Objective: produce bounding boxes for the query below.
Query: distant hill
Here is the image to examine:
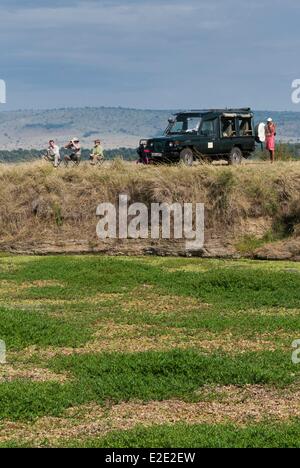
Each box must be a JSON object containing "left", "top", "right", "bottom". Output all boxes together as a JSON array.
[{"left": 0, "top": 107, "right": 300, "bottom": 151}]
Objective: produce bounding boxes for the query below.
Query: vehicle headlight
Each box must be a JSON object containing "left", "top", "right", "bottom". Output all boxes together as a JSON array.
[{"left": 169, "top": 142, "right": 174, "bottom": 148}]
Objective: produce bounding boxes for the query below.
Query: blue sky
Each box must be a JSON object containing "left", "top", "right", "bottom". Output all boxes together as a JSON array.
[{"left": 1, "top": 0, "right": 300, "bottom": 111}]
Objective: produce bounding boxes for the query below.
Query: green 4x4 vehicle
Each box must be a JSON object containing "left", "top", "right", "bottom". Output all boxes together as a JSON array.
[{"left": 137, "top": 108, "right": 257, "bottom": 165}]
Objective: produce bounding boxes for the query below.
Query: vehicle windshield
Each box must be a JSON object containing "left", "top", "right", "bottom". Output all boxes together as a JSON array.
[{"left": 166, "top": 117, "right": 202, "bottom": 135}]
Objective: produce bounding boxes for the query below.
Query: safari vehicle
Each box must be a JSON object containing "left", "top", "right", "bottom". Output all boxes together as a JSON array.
[{"left": 137, "top": 108, "right": 256, "bottom": 165}]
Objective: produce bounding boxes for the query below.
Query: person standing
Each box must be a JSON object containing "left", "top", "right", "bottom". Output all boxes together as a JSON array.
[{"left": 265, "top": 118, "right": 276, "bottom": 163}]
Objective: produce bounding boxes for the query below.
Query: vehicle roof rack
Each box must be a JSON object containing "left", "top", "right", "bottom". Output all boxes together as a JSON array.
[{"left": 177, "top": 108, "right": 251, "bottom": 113}]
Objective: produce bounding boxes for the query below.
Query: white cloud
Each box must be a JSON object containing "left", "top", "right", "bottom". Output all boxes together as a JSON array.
[{"left": 0, "top": 1, "right": 222, "bottom": 31}]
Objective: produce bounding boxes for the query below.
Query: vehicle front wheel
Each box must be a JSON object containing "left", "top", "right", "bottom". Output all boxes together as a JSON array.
[
  {"left": 180, "top": 148, "right": 194, "bottom": 166},
  {"left": 228, "top": 147, "right": 243, "bottom": 165}
]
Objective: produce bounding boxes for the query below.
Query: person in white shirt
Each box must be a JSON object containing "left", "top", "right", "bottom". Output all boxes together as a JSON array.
[{"left": 46, "top": 140, "right": 61, "bottom": 168}]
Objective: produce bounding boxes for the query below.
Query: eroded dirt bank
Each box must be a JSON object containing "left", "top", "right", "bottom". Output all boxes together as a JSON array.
[{"left": 0, "top": 161, "right": 300, "bottom": 260}]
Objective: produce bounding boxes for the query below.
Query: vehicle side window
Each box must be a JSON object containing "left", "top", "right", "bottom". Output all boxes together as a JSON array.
[
  {"left": 221, "top": 118, "right": 236, "bottom": 138},
  {"left": 200, "top": 119, "right": 215, "bottom": 137},
  {"left": 239, "top": 118, "right": 253, "bottom": 136},
  {"left": 186, "top": 117, "right": 202, "bottom": 133}
]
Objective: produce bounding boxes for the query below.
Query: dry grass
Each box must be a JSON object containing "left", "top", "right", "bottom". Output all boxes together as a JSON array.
[
  {"left": 0, "top": 384, "right": 299, "bottom": 446},
  {"left": 119, "top": 286, "right": 209, "bottom": 314},
  {"left": 8, "top": 322, "right": 288, "bottom": 363},
  {"left": 0, "top": 280, "right": 63, "bottom": 293},
  {"left": 0, "top": 365, "right": 68, "bottom": 384}
]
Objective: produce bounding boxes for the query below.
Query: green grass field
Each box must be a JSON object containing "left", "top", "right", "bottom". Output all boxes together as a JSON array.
[{"left": 0, "top": 255, "right": 299, "bottom": 448}]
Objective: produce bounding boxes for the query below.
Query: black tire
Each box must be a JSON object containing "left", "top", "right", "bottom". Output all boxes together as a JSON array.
[
  {"left": 180, "top": 148, "right": 194, "bottom": 166},
  {"left": 228, "top": 147, "right": 243, "bottom": 165}
]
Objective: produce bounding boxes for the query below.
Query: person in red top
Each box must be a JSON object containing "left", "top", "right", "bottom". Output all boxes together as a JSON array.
[{"left": 265, "top": 118, "right": 276, "bottom": 163}]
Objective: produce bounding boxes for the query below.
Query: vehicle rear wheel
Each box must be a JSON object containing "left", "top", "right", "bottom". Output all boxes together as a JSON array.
[
  {"left": 180, "top": 148, "right": 194, "bottom": 166},
  {"left": 228, "top": 147, "right": 243, "bottom": 165}
]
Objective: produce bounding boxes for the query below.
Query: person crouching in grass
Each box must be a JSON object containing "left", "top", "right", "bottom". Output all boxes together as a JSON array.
[
  {"left": 265, "top": 118, "right": 277, "bottom": 163},
  {"left": 90, "top": 139, "right": 104, "bottom": 165}
]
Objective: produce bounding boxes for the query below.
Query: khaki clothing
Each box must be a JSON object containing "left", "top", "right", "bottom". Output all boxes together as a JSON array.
[
  {"left": 91, "top": 144, "right": 104, "bottom": 164},
  {"left": 47, "top": 145, "right": 61, "bottom": 167}
]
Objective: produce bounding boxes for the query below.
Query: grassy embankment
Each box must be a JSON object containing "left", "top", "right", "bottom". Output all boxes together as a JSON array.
[{"left": 0, "top": 160, "right": 300, "bottom": 258}]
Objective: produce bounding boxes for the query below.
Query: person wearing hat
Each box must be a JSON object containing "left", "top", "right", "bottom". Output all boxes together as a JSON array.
[
  {"left": 90, "top": 139, "right": 104, "bottom": 166},
  {"left": 64, "top": 138, "right": 81, "bottom": 166},
  {"left": 265, "top": 118, "right": 277, "bottom": 163}
]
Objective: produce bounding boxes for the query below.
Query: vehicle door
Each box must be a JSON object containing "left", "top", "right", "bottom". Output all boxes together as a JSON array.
[
  {"left": 182, "top": 116, "right": 203, "bottom": 150},
  {"left": 197, "top": 118, "right": 219, "bottom": 155}
]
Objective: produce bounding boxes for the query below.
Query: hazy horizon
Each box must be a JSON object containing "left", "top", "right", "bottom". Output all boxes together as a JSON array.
[{"left": 1, "top": 106, "right": 300, "bottom": 114}]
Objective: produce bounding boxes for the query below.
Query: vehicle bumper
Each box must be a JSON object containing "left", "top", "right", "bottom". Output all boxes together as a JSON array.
[{"left": 137, "top": 147, "right": 180, "bottom": 163}]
